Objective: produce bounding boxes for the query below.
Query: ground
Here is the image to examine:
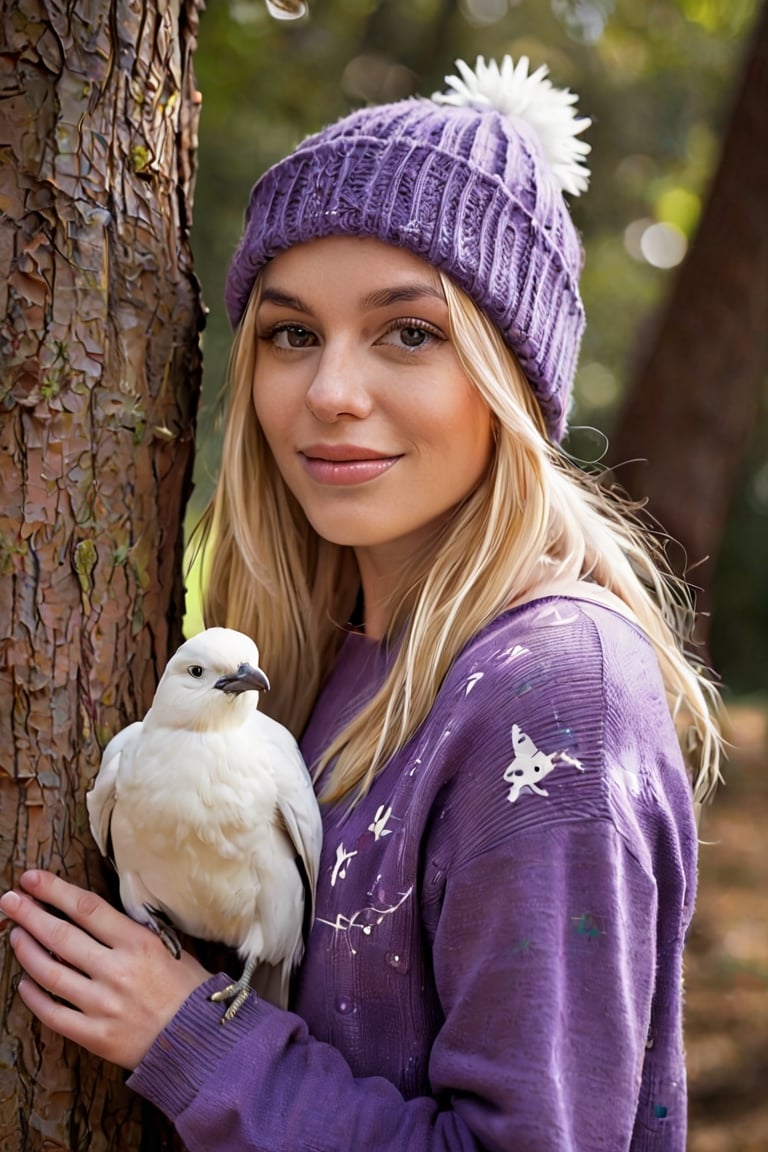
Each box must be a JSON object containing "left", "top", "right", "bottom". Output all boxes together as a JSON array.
[{"left": 686, "top": 700, "right": 768, "bottom": 1151}]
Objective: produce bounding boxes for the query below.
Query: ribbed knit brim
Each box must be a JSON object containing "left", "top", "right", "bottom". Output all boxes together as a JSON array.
[{"left": 226, "top": 98, "right": 585, "bottom": 442}]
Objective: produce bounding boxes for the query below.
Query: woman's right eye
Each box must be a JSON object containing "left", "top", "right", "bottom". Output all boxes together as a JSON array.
[{"left": 269, "top": 324, "right": 317, "bottom": 349}]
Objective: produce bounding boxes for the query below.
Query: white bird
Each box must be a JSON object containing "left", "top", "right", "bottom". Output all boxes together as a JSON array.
[{"left": 86, "top": 627, "right": 322, "bottom": 1021}]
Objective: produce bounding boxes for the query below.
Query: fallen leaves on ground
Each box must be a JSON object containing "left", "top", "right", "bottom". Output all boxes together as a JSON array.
[{"left": 687, "top": 700, "right": 768, "bottom": 1152}]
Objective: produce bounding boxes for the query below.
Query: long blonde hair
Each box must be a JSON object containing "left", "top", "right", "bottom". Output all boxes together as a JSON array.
[{"left": 194, "top": 271, "right": 722, "bottom": 807}]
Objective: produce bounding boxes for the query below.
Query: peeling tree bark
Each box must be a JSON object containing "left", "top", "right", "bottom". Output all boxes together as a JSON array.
[
  {"left": 608, "top": 0, "right": 768, "bottom": 642},
  {"left": 0, "top": 1, "right": 204, "bottom": 1148}
]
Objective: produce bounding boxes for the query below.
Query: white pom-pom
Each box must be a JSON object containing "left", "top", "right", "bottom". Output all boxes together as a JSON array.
[{"left": 433, "top": 56, "right": 591, "bottom": 197}]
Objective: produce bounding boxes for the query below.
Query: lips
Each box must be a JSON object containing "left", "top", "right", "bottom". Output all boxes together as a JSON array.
[
  {"left": 301, "top": 444, "right": 394, "bottom": 462},
  {"left": 299, "top": 444, "right": 402, "bottom": 485}
]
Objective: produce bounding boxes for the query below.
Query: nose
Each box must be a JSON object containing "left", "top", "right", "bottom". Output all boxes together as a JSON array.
[{"left": 304, "top": 341, "right": 373, "bottom": 423}]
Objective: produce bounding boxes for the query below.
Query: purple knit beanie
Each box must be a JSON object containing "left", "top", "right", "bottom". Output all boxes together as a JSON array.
[{"left": 226, "top": 57, "right": 591, "bottom": 442}]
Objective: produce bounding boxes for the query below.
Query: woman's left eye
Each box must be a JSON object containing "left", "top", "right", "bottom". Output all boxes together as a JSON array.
[{"left": 380, "top": 321, "right": 444, "bottom": 351}]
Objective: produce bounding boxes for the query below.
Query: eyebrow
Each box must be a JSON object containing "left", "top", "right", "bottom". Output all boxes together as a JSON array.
[
  {"left": 259, "top": 288, "right": 308, "bottom": 311},
  {"left": 258, "top": 282, "right": 446, "bottom": 314},
  {"left": 359, "top": 283, "right": 446, "bottom": 310}
]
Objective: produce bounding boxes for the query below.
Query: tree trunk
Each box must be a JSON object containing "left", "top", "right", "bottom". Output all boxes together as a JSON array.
[
  {"left": 608, "top": 0, "right": 768, "bottom": 641},
  {"left": 0, "top": 0, "right": 204, "bottom": 1148}
]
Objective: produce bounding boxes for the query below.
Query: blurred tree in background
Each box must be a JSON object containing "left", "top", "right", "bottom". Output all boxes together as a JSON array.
[
  {"left": 188, "top": 0, "right": 766, "bottom": 695},
  {"left": 610, "top": 0, "right": 767, "bottom": 654}
]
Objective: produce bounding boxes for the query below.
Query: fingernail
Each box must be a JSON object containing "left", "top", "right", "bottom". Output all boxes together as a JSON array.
[
  {"left": 0, "top": 891, "right": 20, "bottom": 912},
  {"left": 21, "top": 870, "right": 41, "bottom": 889},
  {"left": 9, "top": 927, "right": 19, "bottom": 947}
]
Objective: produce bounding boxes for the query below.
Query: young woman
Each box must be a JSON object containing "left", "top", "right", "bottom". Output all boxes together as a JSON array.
[{"left": 1, "top": 57, "right": 721, "bottom": 1151}]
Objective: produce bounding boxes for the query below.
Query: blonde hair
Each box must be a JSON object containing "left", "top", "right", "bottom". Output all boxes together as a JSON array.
[{"left": 194, "top": 271, "right": 722, "bottom": 807}]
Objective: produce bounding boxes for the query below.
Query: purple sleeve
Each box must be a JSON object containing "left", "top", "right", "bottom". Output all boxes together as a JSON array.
[{"left": 128, "top": 820, "right": 657, "bottom": 1151}]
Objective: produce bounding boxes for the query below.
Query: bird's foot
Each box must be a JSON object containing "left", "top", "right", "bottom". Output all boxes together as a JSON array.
[
  {"left": 210, "top": 979, "right": 252, "bottom": 1023},
  {"left": 143, "top": 904, "right": 181, "bottom": 959}
]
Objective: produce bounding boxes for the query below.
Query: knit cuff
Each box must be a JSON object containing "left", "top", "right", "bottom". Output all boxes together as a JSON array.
[{"left": 127, "top": 972, "right": 268, "bottom": 1121}]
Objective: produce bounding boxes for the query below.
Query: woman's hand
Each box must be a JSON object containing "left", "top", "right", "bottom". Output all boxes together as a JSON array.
[{"left": 0, "top": 870, "right": 210, "bottom": 1071}]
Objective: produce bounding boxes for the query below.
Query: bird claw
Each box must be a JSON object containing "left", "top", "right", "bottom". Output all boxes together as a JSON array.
[
  {"left": 210, "top": 981, "right": 251, "bottom": 1023},
  {"left": 143, "top": 905, "right": 181, "bottom": 958},
  {"left": 157, "top": 924, "right": 182, "bottom": 959}
]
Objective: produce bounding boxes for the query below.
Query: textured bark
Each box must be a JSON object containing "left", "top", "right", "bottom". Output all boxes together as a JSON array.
[
  {"left": 0, "top": 0, "right": 204, "bottom": 1147},
  {"left": 608, "top": 1, "right": 768, "bottom": 637}
]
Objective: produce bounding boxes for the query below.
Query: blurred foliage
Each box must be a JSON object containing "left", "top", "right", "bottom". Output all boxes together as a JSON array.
[{"left": 187, "top": 0, "right": 766, "bottom": 691}]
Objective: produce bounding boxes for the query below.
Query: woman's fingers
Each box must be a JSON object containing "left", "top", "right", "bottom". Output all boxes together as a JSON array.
[
  {"left": 18, "top": 869, "right": 132, "bottom": 948},
  {"left": 0, "top": 886, "right": 109, "bottom": 978},
  {"left": 15, "top": 973, "right": 106, "bottom": 1053},
  {"left": 1, "top": 870, "right": 212, "bottom": 1069},
  {"left": 1, "top": 870, "right": 151, "bottom": 969},
  {"left": 7, "top": 922, "right": 125, "bottom": 1059},
  {"left": 9, "top": 925, "right": 98, "bottom": 1015}
]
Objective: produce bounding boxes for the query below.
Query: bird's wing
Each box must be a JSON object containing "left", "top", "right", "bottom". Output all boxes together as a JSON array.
[
  {"left": 249, "top": 719, "right": 322, "bottom": 1008},
  {"left": 86, "top": 722, "right": 142, "bottom": 859},
  {"left": 254, "top": 712, "right": 323, "bottom": 914}
]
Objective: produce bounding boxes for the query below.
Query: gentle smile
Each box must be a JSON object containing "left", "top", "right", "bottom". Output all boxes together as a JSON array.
[{"left": 299, "top": 448, "right": 402, "bottom": 486}]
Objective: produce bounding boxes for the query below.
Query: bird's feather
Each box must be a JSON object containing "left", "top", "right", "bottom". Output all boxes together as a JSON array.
[{"left": 87, "top": 721, "right": 141, "bottom": 863}]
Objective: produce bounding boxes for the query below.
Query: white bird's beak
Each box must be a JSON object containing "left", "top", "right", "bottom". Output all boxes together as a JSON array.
[{"left": 214, "top": 663, "right": 271, "bottom": 695}]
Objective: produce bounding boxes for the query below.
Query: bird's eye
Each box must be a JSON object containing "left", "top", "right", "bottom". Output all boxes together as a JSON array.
[{"left": 187, "top": 665, "right": 204, "bottom": 678}]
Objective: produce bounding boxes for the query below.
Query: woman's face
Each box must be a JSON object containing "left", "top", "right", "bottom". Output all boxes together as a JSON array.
[{"left": 252, "top": 236, "right": 494, "bottom": 570}]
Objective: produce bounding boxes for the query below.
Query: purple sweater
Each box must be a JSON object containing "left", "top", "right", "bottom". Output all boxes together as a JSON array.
[{"left": 129, "top": 597, "right": 698, "bottom": 1151}]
